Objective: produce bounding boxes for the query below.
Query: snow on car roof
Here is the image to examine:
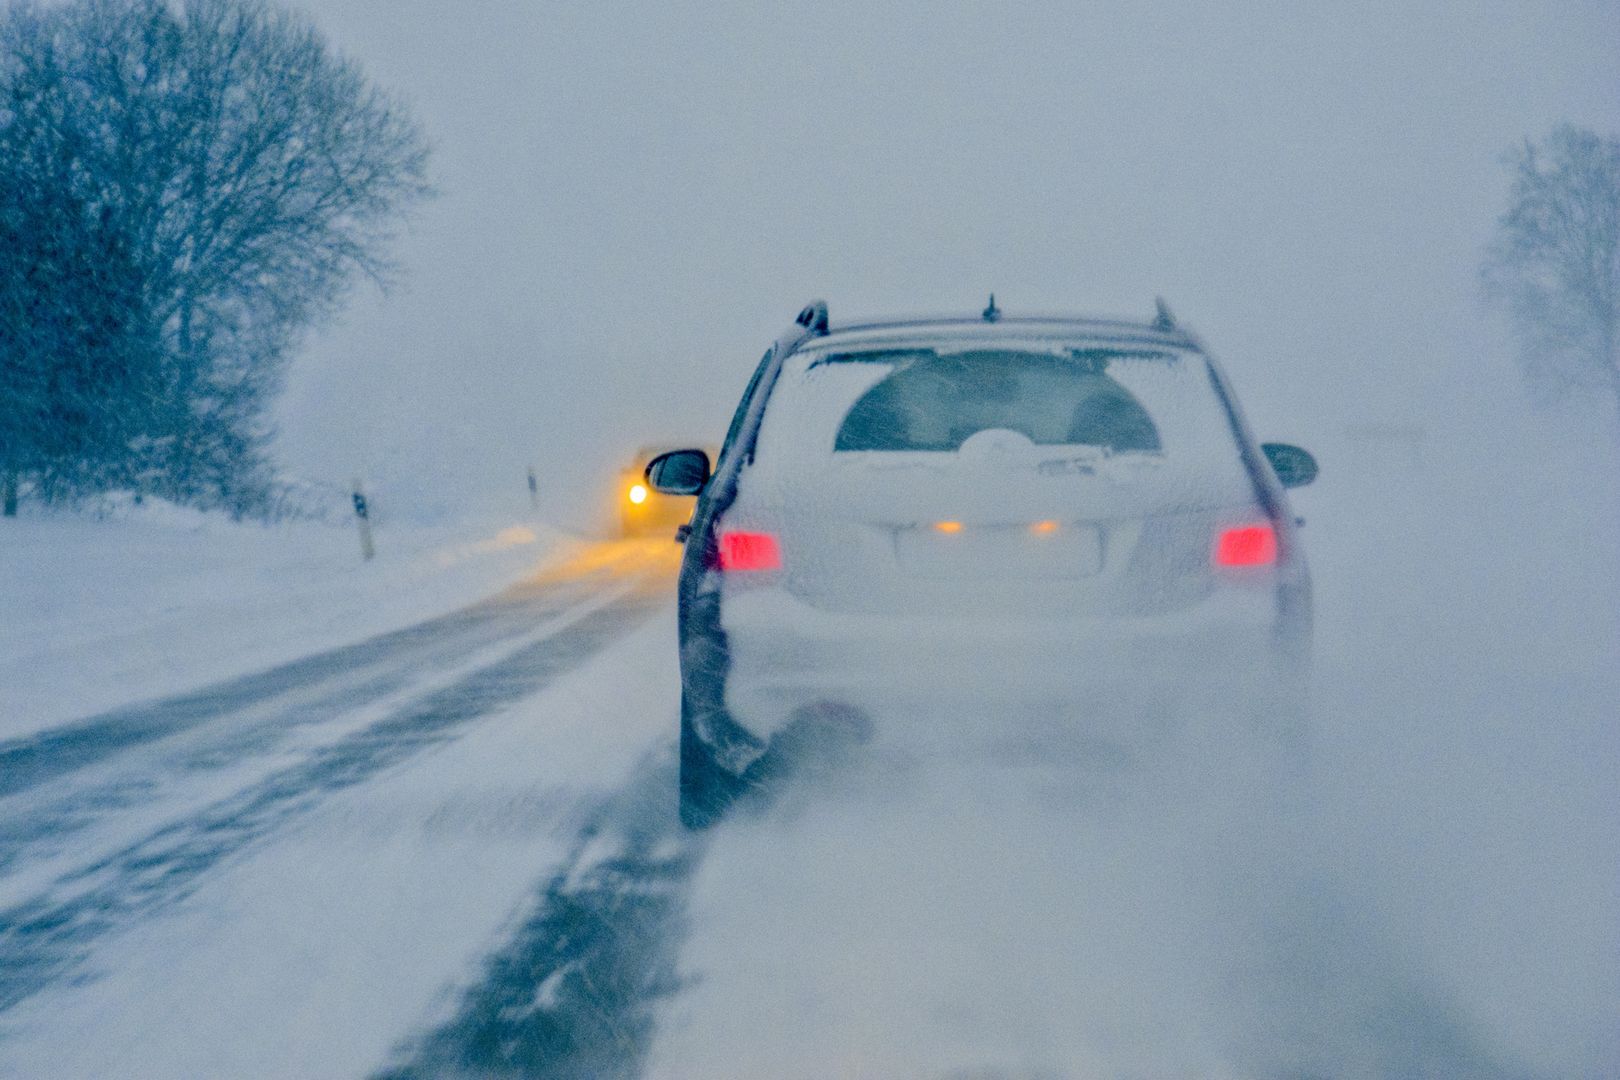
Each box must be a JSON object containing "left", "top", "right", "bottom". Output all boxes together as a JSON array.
[{"left": 798, "top": 316, "right": 1200, "bottom": 356}]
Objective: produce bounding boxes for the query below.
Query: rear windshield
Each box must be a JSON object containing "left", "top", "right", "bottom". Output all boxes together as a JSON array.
[
  {"left": 751, "top": 344, "right": 1248, "bottom": 479},
  {"left": 834, "top": 349, "right": 1161, "bottom": 453}
]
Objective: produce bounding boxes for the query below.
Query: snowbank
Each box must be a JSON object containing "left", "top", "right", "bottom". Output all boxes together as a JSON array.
[{"left": 0, "top": 500, "right": 573, "bottom": 741}]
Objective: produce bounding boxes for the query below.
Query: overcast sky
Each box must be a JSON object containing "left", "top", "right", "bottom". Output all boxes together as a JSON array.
[{"left": 275, "top": 0, "right": 1620, "bottom": 523}]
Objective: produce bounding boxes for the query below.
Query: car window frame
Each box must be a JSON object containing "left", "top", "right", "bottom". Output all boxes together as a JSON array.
[{"left": 716, "top": 349, "right": 774, "bottom": 470}]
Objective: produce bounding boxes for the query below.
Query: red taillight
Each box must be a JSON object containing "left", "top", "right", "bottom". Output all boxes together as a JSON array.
[
  {"left": 1213, "top": 524, "right": 1278, "bottom": 567},
  {"left": 716, "top": 531, "right": 781, "bottom": 572}
]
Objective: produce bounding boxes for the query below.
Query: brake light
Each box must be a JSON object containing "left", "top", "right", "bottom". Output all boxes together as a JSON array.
[
  {"left": 1213, "top": 524, "right": 1278, "bottom": 567},
  {"left": 716, "top": 531, "right": 781, "bottom": 572}
]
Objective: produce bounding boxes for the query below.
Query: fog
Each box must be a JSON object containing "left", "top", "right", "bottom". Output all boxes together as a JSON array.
[
  {"left": 643, "top": 435, "right": 1618, "bottom": 1076},
  {"left": 278, "top": 1, "right": 1619, "bottom": 518},
  {"left": 260, "top": 2, "right": 1619, "bottom": 1075}
]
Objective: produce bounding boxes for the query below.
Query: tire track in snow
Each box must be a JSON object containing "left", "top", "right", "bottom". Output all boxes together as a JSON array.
[
  {"left": 0, "top": 568, "right": 672, "bottom": 1015},
  {"left": 0, "top": 551, "right": 648, "bottom": 881},
  {"left": 372, "top": 726, "right": 1544, "bottom": 1080},
  {"left": 374, "top": 751, "right": 699, "bottom": 1080},
  {"left": 371, "top": 722, "right": 850, "bottom": 1080},
  {"left": 0, "top": 542, "right": 651, "bottom": 801}
]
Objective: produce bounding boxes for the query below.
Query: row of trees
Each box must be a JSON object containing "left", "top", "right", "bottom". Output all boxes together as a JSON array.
[{"left": 1, "top": 0, "right": 428, "bottom": 517}]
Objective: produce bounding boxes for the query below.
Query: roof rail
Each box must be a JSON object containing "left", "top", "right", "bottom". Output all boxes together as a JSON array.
[
  {"left": 794, "top": 300, "right": 829, "bottom": 335},
  {"left": 1152, "top": 297, "right": 1176, "bottom": 332}
]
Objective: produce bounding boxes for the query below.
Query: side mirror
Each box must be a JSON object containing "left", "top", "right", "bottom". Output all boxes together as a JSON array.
[
  {"left": 1261, "top": 442, "right": 1318, "bottom": 488},
  {"left": 645, "top": 449, "right": 710, "bottom": 495}
]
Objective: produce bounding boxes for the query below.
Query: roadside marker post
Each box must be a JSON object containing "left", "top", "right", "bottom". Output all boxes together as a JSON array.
[
  {"left": 527, "top": 466, "right": 539, "bottom": 511},
  {"left": 352, "top": 480, "right": 375, "bottom": 561}
]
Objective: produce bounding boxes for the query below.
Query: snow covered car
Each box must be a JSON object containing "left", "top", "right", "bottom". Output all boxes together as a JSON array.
[{"left": 647, "top": 300, "right": 1318, "bottom": 826}]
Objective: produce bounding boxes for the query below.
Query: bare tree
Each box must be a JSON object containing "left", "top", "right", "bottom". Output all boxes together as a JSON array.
[
  {"left": 1483, "top": 125, "right": 1620, "bottom": 427},
  {"left": 1, "top": 0, "right": 430, "bottom": 516}
]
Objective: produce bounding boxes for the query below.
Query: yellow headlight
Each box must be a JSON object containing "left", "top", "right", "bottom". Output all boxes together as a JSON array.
[{"left": 628, "top": 484, "right": 648, "bottom": 505}]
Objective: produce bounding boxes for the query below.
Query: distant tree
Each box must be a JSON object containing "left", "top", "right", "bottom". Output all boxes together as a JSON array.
[
  {"left": 1483, "top": 125, "right": 1620, "bottom": 428},
  {"left": 0, "top": 0, "right": 430, "bottom": 516}
]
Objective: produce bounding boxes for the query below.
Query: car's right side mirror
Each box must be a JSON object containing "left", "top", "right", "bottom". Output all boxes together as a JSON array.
[
  {"left": 1261, "top": 442, "right": 1318, "bottom": 488},
  {"left": 646, "top": 449, "right": 711, "bottom": 495}
]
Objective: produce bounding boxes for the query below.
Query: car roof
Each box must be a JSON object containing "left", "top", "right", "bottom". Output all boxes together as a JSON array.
[
  {"left": 815, "top": 319, "right": 1196, "bottom": 351},
  {"left": 784, "top": 309, "right": 1204, "bottom": 358}
]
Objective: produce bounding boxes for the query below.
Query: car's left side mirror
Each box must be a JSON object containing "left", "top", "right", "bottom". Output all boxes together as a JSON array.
[
  {"left": 1261, "top": 443, "right": 1318, "bottom": 488},
  {"left": 646, "top": 449, "right": 710, "bottom": 495}
]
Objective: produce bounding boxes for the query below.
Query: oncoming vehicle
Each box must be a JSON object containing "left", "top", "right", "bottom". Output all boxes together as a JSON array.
[
  {"left": 618, "top": 445, "right": 708, "bottom": 537},
  {"left": 647, "top": 300, "right": 1318, "bottom": 826}
]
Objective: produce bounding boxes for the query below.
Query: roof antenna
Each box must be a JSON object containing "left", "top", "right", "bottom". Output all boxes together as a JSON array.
[
  {"left": 1152, "top": 297, "right": 1176, "bottom": 331},
  {"left": 982, "top": 293, "right": 1001, "bottom": 322}
]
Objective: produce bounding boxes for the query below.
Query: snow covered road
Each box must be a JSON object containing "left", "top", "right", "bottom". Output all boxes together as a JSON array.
[
  {"left": 0, "top": 538, "right": 684, "bottom": 1076},
  {"left": 1, "top": 446, "right": 1615, "bottom": 1078}
]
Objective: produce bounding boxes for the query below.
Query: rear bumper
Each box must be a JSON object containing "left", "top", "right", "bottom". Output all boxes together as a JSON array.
[{"left": 715, "top": 583, "right": 1306, "bottom": 753}]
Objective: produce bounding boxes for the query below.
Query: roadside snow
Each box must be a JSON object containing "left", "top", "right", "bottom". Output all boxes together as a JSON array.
[
  {"left": 0, "top": 500, "right": 574, "bottom": 741},
  {"left": 0, "top": 610, "right": 680, "bottom": 1080}
]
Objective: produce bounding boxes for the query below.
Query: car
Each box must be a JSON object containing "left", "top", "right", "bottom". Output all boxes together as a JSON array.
[
  {"left": 646, "top": 299, "right": 1318, "bottom": 827},
  {"left": 617, "top": 445, "right": 708, "bottom": 538}
]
